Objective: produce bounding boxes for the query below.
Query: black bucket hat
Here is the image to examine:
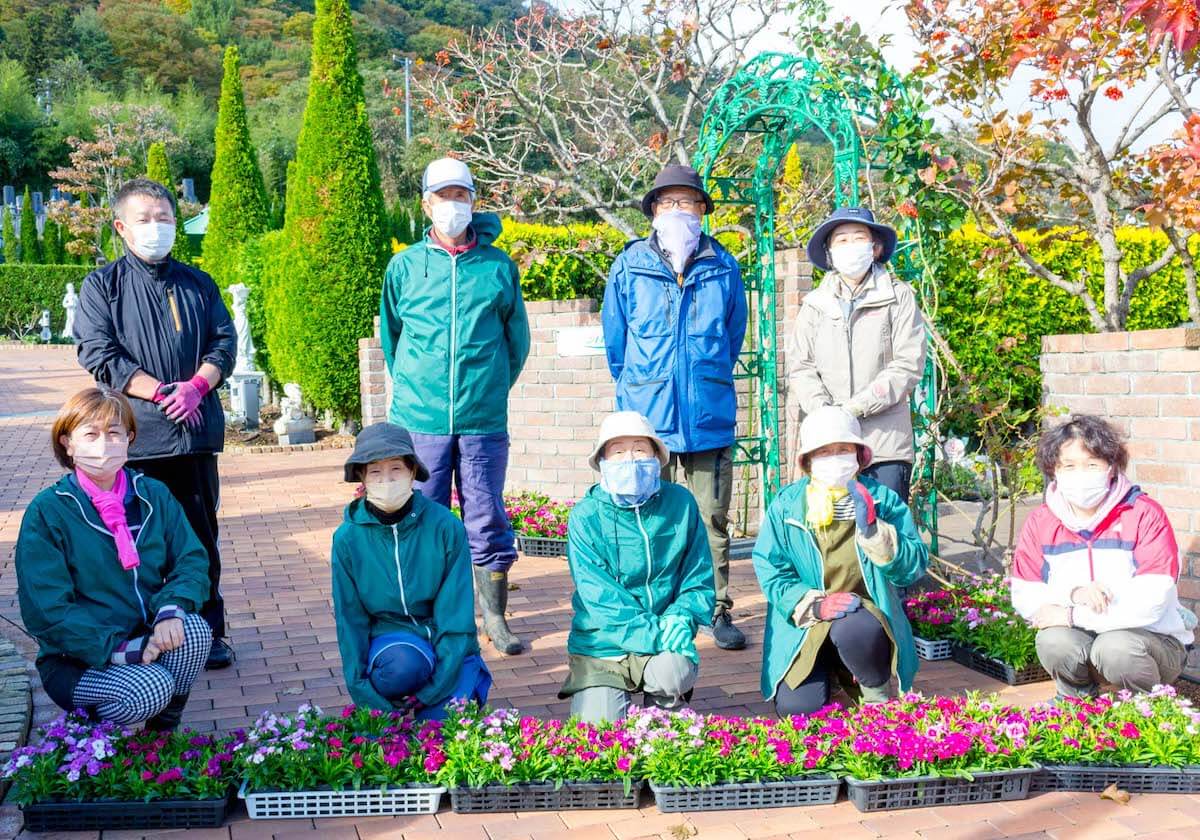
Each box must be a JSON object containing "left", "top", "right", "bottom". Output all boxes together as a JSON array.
[
  {"left": 806, "top": 206, "right": 898, "bottom": 271},
  {"left": 640, "top": 164, "right": 715, "bottom": 218},
  {"left": 343, "top": 422, "right": 430, "bottom": 482}
]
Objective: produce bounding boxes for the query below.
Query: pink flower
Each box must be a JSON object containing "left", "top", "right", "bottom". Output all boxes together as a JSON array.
[
  {"left": 616, "top": 755, "right": 632, "bottom": 772},
  {"left": 155, "top": 767, "right": 183, "bottom": 784}
]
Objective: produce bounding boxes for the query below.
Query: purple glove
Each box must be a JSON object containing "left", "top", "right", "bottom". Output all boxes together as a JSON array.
[
  {"left": 158, "top": 375, "right": 209, "bottom": 424},
  {"left": 847, "top": 481, "right": 878, "bottom": 537}
]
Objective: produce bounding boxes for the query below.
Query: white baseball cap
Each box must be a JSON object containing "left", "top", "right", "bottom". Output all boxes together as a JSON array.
[
  {"left": 422, "top": 158, "right": 475, "bottom": 196},
  {"left": 588, "top": 411, "right": 670, "bottom": 471}
]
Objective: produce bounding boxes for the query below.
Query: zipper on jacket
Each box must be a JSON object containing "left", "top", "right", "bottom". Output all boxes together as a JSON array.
[
  {"left": 131, "top": 566, "right": 148, "bottom": 623},
  {"left": 390, "top": 524, "right": 430, "bottom": 639},
  {"left": 449, "top": 254, "right": 458, "bottom": 434},
  {"left": 165, "top": 286, "right": 183, "bottom": 333},
  {"left": 634, "top": 506, "right": 654, "bottom": 613}
]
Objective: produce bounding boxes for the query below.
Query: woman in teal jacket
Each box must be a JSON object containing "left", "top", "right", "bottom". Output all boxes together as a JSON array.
[
  {"left": 16, "top": 387, "right": 212, "bottom": 730},
  {"left": 331, "top": 423, "right": 490, "bottom": 718},
  {"left": 753, "top": 406, "right": 927, "bottom": 715},
  {"left": 559, "top": 411, "right": 716, "bottom": 723}
]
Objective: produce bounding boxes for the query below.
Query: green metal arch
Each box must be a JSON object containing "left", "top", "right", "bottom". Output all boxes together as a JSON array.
[{"left": 693, "top": 51, "right": 938, "bottom": 544}]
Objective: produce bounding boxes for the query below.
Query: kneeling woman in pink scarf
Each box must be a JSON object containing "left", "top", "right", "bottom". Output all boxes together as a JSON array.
[{"left": 15, "top": 387, "right": 212, "bottom": 730}]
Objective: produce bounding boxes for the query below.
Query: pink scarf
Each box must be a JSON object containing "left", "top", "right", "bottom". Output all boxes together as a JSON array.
[{"left": 75, "top": 468, "right": 140, "bottom": 570}]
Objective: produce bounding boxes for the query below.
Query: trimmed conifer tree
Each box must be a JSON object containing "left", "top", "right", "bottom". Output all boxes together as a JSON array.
[
  {"left": 2, "top": 206, "right": 17, "bottom": 263},
  {"left": 145, "top": 142, "right": 192, "bottom": 264},
  {"left": 266, "top": 0, "right": 387, "bottom": 418},
  {"left": 204, "top": 46, "right": 269, "bottom": 293},
  {"left": 42, "top": 215, "right": 62, "bottom": 263},
  {"left": 20, "top": 187, "right": 40, "bottom": 263}
]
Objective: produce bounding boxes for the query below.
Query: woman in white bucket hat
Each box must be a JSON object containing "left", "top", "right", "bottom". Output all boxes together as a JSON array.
[
  {"left": 752, "top": 406, "right": 928, "bottom": 716},
  {"left": 557, "top": 411, "right": 716, "bottom": 723}
]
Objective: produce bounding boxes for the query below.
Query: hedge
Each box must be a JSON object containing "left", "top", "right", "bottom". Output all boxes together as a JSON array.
[
  {"left": 495, "top": 219, "right": 628, "bottom": 303},
  {"left": 0, "top": 264, "right": 91, "bottom": 337},
  {"left": 938, "top": 227, "right": 1192, "bottom": 431}
]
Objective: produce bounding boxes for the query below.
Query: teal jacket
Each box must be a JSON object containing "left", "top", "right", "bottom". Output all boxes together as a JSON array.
[
  {"left": 566, "top": 482, "right": 715, "bottom": 659},
  {"left": 380, "top": 213, "right": 531, "bottom": 435},
  {"left": 331, "top": 492, "right": 479, "bottom": 710},
  {"left": 752, "top": 476, "right": 928, "bottom": 699},
  {"left": 15, "top": 470, "right": 211, "bottom": 669}
]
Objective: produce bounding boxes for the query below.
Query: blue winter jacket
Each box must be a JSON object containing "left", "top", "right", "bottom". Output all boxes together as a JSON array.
[{"left": 601, "top": 235, "right": 747, "bottom": 454}]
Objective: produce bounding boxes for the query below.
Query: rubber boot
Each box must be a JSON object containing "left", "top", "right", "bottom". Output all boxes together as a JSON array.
[
  {"left": 858, "top": 680, "right": 894, "bottom": 705},
  {"left": 646, "top": 688, "right": 694, "bottom": 711},
  {"left": 144, "top": 694, "right": 189, "bottom": 732},
  {"left": 473, "top": 566, "right": 524, "bottom": 655}
]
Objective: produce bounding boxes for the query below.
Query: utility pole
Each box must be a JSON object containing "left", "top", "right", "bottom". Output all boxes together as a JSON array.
[{"left": 391, "top": 54, "right": 413, "bottom": 143}]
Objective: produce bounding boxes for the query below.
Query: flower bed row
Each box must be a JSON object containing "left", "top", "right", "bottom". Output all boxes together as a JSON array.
[
  {"left": 7, "top": 687, "right": 1200, "bottom": 828},
  {"left": 905, "top": 573, "right": 1049, "bottom": 684}
]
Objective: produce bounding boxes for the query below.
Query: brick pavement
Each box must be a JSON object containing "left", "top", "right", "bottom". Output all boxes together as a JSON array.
[{"left": 1, "top": 346, "right": 1197, "bottom": 838}]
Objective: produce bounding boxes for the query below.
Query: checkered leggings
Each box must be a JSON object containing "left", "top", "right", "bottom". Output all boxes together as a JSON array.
[{"left": 72, "top": 613, "right": 212, "bottom": 725}]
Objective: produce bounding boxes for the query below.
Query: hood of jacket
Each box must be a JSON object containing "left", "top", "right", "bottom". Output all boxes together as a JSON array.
[{"left": 1044, "top": 472, "right": 1138, "bottom": 535}]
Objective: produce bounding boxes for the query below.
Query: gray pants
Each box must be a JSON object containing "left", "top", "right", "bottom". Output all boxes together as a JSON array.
[
  {"left": 1036, "top": 626, "right": 1187, "bottom": 697},
  {"left": 569, "top": 653, "right": 698, "bottom": 724},
  {"left": 664, "top": 447, "right": 732, "bottom": 616}
]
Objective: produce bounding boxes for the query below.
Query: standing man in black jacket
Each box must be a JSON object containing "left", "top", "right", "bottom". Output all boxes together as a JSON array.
[{"left": 74, "top": 179, "right": 238, "bottom": 670}]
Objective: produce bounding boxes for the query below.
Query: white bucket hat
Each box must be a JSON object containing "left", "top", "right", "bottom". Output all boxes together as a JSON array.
[
  {"left": 588, "top": 411, "right": 670, "bottom": 471},
  {"left": 798, "top": 405, "right": 874, "bottom": 467}
]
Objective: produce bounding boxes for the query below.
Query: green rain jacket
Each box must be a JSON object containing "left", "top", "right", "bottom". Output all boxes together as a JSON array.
[
  {"left": 566, "top": 482, "right": 716, "bottom": 659},
  {"left": 380, "top": 213, "right": 531, "bottom": 435},
  {"left": 752, "top": 476, "right": 929, "bottom": 700},
  {"left": 331, "top": 492, "right": 479, "bottom": 710},
  {"left": 15, "top": 470, "right": 211, "bottom": 669}
]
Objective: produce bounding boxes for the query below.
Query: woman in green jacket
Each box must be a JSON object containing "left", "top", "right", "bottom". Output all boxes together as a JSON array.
[
  {"left": 15, "top": 387, "right": 213, "bottom": 730},
  {"left": 753, "top": 406, "right": 928, "bottom": 716},
  {"left": 559, "top": 411, "right": 716, "bottom": 723},
  {"left": 331, "top": 423, "right": 490, "bottom": 719}
]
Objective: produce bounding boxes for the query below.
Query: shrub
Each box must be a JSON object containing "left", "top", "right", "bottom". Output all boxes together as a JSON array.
[
  {"left": 2, "top": 206, "right": 16, "bottom": 263},
  {"left": 266, "top": 0, "right": 388, "bottom": 420},
  {"left": 937, "top": 227, "right": 1193, "bottom": 433},
  {"left": 19, "top": 186, "right": 39, "bottom": 263},
  {"left": 232, "top": 229, "right": 284, "bottom": 384},
  {"left": 494, "top": 220, "right": 626, "bottom": 302},
  {"left": 0, "top": 264, "right": 91, "bottom": 338}
]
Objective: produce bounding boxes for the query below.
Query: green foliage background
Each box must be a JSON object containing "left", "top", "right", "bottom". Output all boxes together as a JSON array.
[{"left": 0, "top": 263, "right": 91, "bottom": 335}]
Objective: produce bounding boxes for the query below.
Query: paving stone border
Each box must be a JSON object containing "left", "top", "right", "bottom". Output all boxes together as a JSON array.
[
  {"left": 0, "top": 342, "right": 74, "bottom": 351},
  {"left": 0, "top": 638, "right": 32, "bottom": 801},
  {"left": 224, "top": 438, "right": 354, "bottom": 455}
]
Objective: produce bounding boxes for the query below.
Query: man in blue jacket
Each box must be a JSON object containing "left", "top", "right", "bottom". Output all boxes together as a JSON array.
[
  {"left": 601, "top": 164, "right": 749, "bottom": 650},
  {"left": 74, "top": 178, "right": 237, "bottom": 670}
]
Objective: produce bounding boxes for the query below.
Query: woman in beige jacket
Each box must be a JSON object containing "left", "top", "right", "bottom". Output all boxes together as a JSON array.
[{"left": 787, "top": 207, "right": 927, "bottom": 502}]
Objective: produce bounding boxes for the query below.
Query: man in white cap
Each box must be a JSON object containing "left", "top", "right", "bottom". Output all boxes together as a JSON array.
[
  {"left": 557, "top": 411, "right": 716, "bottom": 723},
  {"left": 379, "top": 158, "right": 531, "bottom": 655}
]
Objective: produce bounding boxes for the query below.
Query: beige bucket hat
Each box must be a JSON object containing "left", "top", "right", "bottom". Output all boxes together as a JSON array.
[
  {"left": 798, "top": 405, "right": 874, "bottom": 467},
  {"left": 588, "top": 411, "right": 670, "bottom": 471}
]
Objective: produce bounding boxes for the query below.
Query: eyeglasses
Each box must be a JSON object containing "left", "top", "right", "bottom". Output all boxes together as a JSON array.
[{"left": 655, "top": 198, "right": 703, "bottom": 210}]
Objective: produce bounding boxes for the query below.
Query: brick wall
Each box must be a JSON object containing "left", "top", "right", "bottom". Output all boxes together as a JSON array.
[
  {"left": 359, "top": 249, "right": 815, "bottom": 536},
  {"left": 1040, "top": 327, "right": 1200, "bottom": 670}
]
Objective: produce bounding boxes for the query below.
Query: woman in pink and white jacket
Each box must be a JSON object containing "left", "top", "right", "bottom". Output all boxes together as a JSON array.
[{"left": 1011, "top": 415, "right": 1196, "bottom": 697}]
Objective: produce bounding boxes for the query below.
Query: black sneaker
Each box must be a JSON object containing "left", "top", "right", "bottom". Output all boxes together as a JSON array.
[
  {"left": 205, "top": 638, "right": 236, "bottom": 670},
  {"left": 710, "top": 612, "right": 746, "bottom": 650}
]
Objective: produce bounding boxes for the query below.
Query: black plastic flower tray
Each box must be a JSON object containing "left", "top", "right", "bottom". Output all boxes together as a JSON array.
[
  {"left": 650, "top": 775, "right": 840, "bottom": 812},
  {"left": 516, "top": 536, "right": 567, "bottom": 558},
  {"left": 950, "top": 643, "right": 1049, "bottom": 686},
  {"left": 21, "top": 791, "right": 233, "bottom": 832},
  {"left": 845, "top": 767, "right": 1038, "bottom": 812},
  {"left": 448, "top": 780, "right": 642, "bottom": 812},
  {"left": 1031, "top": 764, "right": 1200, "bottom": 794}
]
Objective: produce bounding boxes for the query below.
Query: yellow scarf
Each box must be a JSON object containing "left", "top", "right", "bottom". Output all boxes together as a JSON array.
[{"left": 805, "top": 480, "right": 849, "bottom": 530}]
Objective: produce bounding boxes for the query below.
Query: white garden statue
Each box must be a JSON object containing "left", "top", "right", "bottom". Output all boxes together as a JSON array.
[
  {"left": 227, "top": 283, "right": 257, "bottom": 372},
  {"left": 61, "top": 283, "right": 78, "bottom": 340},
  {"left": 273, "top": 382, "right": 315, "bottom": 445}
]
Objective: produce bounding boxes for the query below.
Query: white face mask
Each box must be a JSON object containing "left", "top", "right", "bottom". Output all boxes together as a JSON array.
[
  {"left": 829, "top": 241, "right": 874, "bottom": 280},
  {"left": 652, "top": 210, "right": 703, "bottom": 275},
  {"left": 1056, "top": 470, "right": 1112, "bottom": 510},
  {"left": 366, "top": 476, "right": 414, "bottom": 513},
  {"left": 809, "top": 452, "right": 859, "bottom": 488},
  {"left": 430, "top": 201, "right": 473, "bottom": 240},
  {"left": 69, "top": 435, "right": 129, "bottom": 482},
  {"left": 126, "top": 222, "right": 176, "bottom": 262}
]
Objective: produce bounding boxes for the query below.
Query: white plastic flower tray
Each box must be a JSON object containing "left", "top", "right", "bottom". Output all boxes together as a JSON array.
[
  {"left": 238, "top": 781, "right": 445, "bottom": 819},
  {"left": 913, "top": 636, "right": 952, "bottom": 661}
]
